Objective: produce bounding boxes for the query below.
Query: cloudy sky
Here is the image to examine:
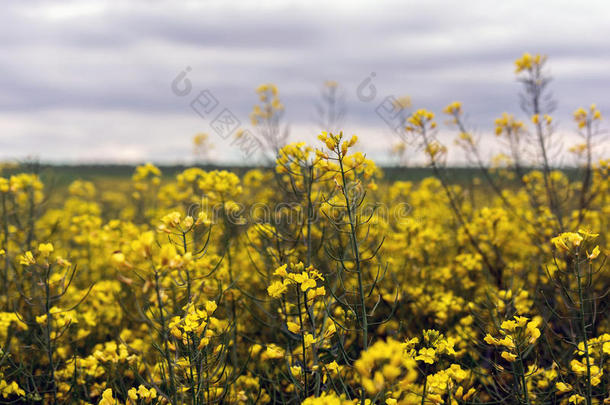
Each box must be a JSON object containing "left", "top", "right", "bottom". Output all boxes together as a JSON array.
[{"left": 1, "top": 0, "right": 609, "bottom": 165}]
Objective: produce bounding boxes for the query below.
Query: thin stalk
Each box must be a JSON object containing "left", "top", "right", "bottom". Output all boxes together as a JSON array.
[
  {"left": 420, "top": 365, "right": 428, "bottom": 405},
  {"left": 337, "top": 150, "right": 367, "bottom": 405},
  {"left": 575, "top": 255, "right": 592, "bottom": 405},
  {"left": 304, "top": 163, "right": 322, "bottom": 396},
  {"left": 182, "top": 231, "right": 191, "bottom": 302},
  {"left": 221, "top": 198, "right": 239, "bottom": 369},
  {"left": 43, "top": 264, "right": 57, "bottom": 404},
  {"left": 154, "top": 269, "right": 177, "bottom": 403},
  {"left": 187, "top": 334, "right": 197, "bottom": 405},
  {"left": 305, "top": 165, "right": 314, "bottom": 268},
  {"left": 529, "top": 68, "right": 563, "bottom": 231},
  {"left": 25, "top": 187, "right": 37, "bottom": 250},
  {"left": 296, "top": 285, "right": 308, "bottom": 398},
  {"left": 337, "top": 153, "right": 367, "bottom": 353},
  {"left": 517, "top": 349, "right": 530, "bottom": 404},
  {"left": 577, "top": 121, "right": 594, "bottom": 225}
]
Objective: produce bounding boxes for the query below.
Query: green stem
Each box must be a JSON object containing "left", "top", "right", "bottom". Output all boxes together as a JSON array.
[
  {"left": 296, "top": 285, "right": 308, "bottom": 398},
  {"left": 420, "top": 366, "right": 428, "bottom": 405},
  {"left": 44, "top": 264, "right": 57, "bottom": 404},
  {"left": 303, "top": 164, "right": 322, "bottom": 396},
  {"left": 575, "top": 255, "right": 592, "bottom": 405},
  {"left": 154, "top": 269, "right": 177, "bottom": 403},
  {"left": 336, "top": 147, "right": 368, "bottom": 405},
  {"left": 517, "top": 349, "right": 529, "bottom": 404},
  {"left": 305, "top": 165, "right": 313, "bottom": 268},
  {"left": 337, "top": 153, "right": 367, "bottom": 353},
  {"left": 182, "top": 231, "right": 191, "bottom": 302}
]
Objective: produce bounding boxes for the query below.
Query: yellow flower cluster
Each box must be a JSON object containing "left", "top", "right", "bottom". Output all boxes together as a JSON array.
[
  {"left": 484, "top": 315, "right": 541, "bottom": 362},
  {"left": 0, "top": 53, "right": 607, "bottom": 403},
  {"left": 317, "top": 131, "right": 358, "bottom": 156},
  {"left": 132, "top": 162, "right": 161, "bottom": 184},
  {"left": 267, "top": 262, "right": 325, "bottom": 299},
  {"left": 573, "top": 104, "right": 603, "bottom": 129},
  {"left": 442, "top": 101, "right": 462, "bottom": 116},
  {"left": 551, "top": 229, "right": 601, "bottom": 260},
  {"left": 403, "top": 329, "right": 457, "bottom": 365},
  {"left": 127, "top": 385, "right": 157, "bottom": 403},
  {"left": 169, "top": 300, "right": 218, "bottom": 348},
  {"left": 531, "top": 113, "right": 552, "bottom": 125},
  {"left": 250, "top": 83, "right": 284, "bottom": 125},
  {"left": 406, "top": 108, "right": 436, "bottom": 132},
  {"left": 494, "top": 112, "right": 525, "bottom": 137},
  {"left": 0, "top": 380, "right": 25, "bottom": 399},
  {"left": 514, "top": 52, "right": 546, "bottom": 73},
  {"left": 354, "top": 338, "right": 417, "bottom": 395}
]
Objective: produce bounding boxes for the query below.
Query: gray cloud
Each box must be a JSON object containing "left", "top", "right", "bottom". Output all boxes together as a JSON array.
[{"left": 1, "top": 0, "right": 609, "bottom": 164}]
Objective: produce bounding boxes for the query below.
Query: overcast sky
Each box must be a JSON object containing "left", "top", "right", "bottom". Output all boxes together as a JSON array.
[{"left": 1, "top": 0, "right": 609, "bottom": 165}]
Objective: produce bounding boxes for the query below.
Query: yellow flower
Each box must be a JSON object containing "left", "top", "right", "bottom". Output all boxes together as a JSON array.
[
  {"left": 264, "top": 344, "right": 285, "bottom": 359},
  {"left": 326, "top": 360, "right": 340, "bottom": 374},
  {"left": 307, "top": 286, "right": 326, "bottom": 301},
  {"left": 494, "top": 113, "right": 525, "bottom": 137},
  {"left": 290, "top": 365, "right": 302, "bottom": 376},
  {"left": 318, "top": 131, "right": 342, "bottom": 151},
  {"left": 137, "top": 385, "right": 157, "bottom": 400},
  {"left": 501, "top": 351, "right": 517, "bottom": 362},
  {"left": 497, "top": 336, "right": 516, "bottom": 349},
  {"left": 484, "top": 334, "right": 499, "bottom": 345},
  {"left": 99, "top": 388, "right": 115, "bottom": 405},
  {"left": 287, "top": 321, "right": 300, "bottom": 334},
  {"left": 587, "top": 245, "right": 600, "bottom": 260},
  {"left": 443, "top": 101, "right": 462, "bottom": 115},
  {"left": 457, "top": 131, "right": 474, "bottom": 145},
  {"left": 574, "top": 107, "right": 588, "bottom": 128},
  {"left": 19, "top": 251, "right": 35, "bottom": 266},
  {"left": 406, "top": 109, "right": 436, "bottom": 131},
  {"left": 551, "top": 232, "right": 583, "bottom": 252},
  {"left": 205, "top": 300, "right": 217, "bottom": 313},
  {"left": 347, "top": 135, "right": 358, "bottom": 147},
  {"left": 128, "top": 387, "right": 138, "bottom": 401},
  {"left": 160, "top": 211, "right": 181, "bottom": 230},
  {"left": 556, "top": 382, "right": 572, "bottom": 394},
  {"left": 111, "top": 252, "right": 126, "bottom": 266},
  {"left": 500, "top": 319, "right": 517, "bottom": 332},
  {"left": 273, "top": 264, "right": 288, "bottom": 277},
  {"left": 425, "top": 141, "right": 447, "bottom": 160},
  {"left": 415, "top": 347, "right": 436, "bottom": 364},
  {"left": 514, "top": 52, "right": 545, "bottom": 73},
  {"left": 570, "top": 359, "right": 586, "bottom": 374},
  {"left": 578, "top": 228, "right": 599, "bottom": 239},
  {"left": 267, "top": 281, "right": 287, "bottom": 298},
  {"left": 568, "top": 394, "right": 585, "bottom": 404},
  {"left": 526, "top": 321, "right": 541, "bottom": 344},
  {"left": 323, "top": 323, "right": 337, "bottom": 339},
  {"left": 298, "top": 274, "right": 317, "bottom": 291},
  {"left": 38, "top": 243, "right": 54, "bottom": 257},
  {"left": 573, "top": 105, "right": 602, "bottom": 128},
  {"left": 514, "top": 316, "right": 529, "bottom": 328},
  {"left": 304, "top": 333, "right": 315, "bottom": 348},
  {"left": 0, "top": 380, "right": 25, "bottom": 398}
]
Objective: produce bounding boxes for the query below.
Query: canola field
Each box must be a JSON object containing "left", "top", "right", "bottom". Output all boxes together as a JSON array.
[{"left": 0, "top": 54, "right": 608, "bottom": 404}]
